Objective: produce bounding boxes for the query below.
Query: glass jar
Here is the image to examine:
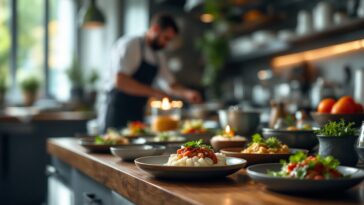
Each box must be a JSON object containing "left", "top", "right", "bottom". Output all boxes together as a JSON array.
[{"left": 150, "top": 98, "right": 182, "bottom": 132}]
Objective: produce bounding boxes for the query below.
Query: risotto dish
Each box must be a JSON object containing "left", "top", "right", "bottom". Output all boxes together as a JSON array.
[{"left": 165, "top": 139, "right": 226, "bottom": 166}]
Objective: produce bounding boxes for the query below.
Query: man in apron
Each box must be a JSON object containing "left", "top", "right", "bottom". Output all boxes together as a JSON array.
[{"left": 101, "top": 14, "right": 201, "bottom": 132}]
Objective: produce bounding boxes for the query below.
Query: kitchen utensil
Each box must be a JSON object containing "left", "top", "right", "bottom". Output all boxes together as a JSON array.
[
  {"left": 313, "top": 1, "right": 333, "bottom": 30},
  {"left": 296, "top": 10, "right": 313, "bottom": 35}
]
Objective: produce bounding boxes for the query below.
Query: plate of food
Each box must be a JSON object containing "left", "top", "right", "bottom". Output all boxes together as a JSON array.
[
  {"left": 221, "top": 134, "right": 307, "bottom": 165},
  {"left": 179, "top": 119, "right": 215, "bottom": 142},
  {"left": 210, "top": 125, "right": 248, "bottom": 150},
  {"left": 134, "top": 132, "right": 187, "bottom": 145},
  {"left": 135, "top": 139, "right": 246, "bottom": 179},
  {"left": 78, "top": 129, "right": 129, "bottom": 152},
  {"left": 247, "top": 152, "right": 364, "bottom": 193},
  {"left": 120, "top": 121, "right": 154, "bottom": 138}
]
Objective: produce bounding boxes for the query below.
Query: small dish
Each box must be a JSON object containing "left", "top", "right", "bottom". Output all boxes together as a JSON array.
[
  {"left": 247, "top": 163, "right": 364, "bottom": 193},
  {"left": 220, "top": 148, "right": 308, "bottom": 165},
  {"left": 110, "top": 145, "right": 165, "bottom": 161},
  {"left": 210, "top": 137, "right": 247, "bottom": 151},
  {"left": 262, "top": 128, "right": 318, "bottom": 150},
  {"left": 134, "top": 136, "right": 187, "bottom": 145},
  {"left": 78, "top": 137, "right": 117, "bottom": 153},
  {"left": 134, "top": 155, "right": 246, "bottom": 179}
]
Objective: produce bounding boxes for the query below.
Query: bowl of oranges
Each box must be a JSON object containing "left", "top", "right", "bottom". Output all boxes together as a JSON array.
[{"left": 311, "top": 96, "right": 364, "bottom": 127}]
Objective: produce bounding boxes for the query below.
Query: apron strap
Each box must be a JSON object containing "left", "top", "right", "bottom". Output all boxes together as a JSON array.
[{"left": 140, "top": 37, "right": 160, "bottom": 66}]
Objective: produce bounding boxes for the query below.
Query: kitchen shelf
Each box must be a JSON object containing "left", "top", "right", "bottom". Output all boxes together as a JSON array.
[{"left": 229, "top": 18, "right": 364, "bottom": 64}]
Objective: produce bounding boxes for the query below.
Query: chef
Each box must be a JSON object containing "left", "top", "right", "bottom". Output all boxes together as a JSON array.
[{"left": 101, "top": 13, "right": 202, "bottom": 131}]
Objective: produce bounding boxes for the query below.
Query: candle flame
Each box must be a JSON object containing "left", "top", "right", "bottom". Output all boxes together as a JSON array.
[
  {"left": 150, "top": 98, "right": 183, "bottom": 109},
  {"left": 224, "top": 125, "right": 234, "bottom": 137},
  {"left": 161, "top": 98, "right": 171, "bottom": 110}
]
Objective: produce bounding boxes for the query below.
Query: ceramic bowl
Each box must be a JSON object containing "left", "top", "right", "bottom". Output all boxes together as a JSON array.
[
  {"left": 262, "top": 128, "right": 318, "bottom": 150},
  {"left": 210, "top": 137, "right": 247, "bottom": 151},
  {"left": 311, "top": 112, "right": 364, "bottom": 127},
  {"left": 110, "top": 145, "right": 165, "bottom": 161}
]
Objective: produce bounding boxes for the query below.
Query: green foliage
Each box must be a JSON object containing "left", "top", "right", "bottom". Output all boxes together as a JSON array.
[
  {"left": 88, "top": 69, "right": 99, "bottom": 85},
  {"left": 249, "top": 133, "right": 282, "bottom": 149},
  {"left": 197, "top": 32, "right": 229, "bottom": 87},
  {"left": 20, "top": 76, "right": 40, "bottom": 94},
  {"left": 66, "top": 58, "right": 84, "bottom": 88},
  {"left": 183, "top": 139, "right": 212, "bottom": 150},
  {"left": 0, "top": 69, "right": 7, "bottom": 93},
  {"left": 86, "top": 69, "right": 99, "bottom": 90},
  {"left": 315, "top": 120, "right": 357, "bottom": 137}
]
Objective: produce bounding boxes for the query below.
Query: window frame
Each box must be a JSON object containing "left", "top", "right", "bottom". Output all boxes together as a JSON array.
[{"left": 8, "top": 0, "right": 51, "bottom": 100}]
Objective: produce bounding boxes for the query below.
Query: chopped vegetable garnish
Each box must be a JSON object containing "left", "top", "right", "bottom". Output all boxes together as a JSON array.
[{"left": 269, "top": 152, "right": 344, "bottom": 180}]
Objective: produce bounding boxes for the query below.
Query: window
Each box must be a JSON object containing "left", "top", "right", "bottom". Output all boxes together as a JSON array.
[
  {"left": 0, "top": 0, "right": 10, "bottom": 87},
  {"left": 17, "top": 0, "right": 45, "bottom": 84},
  {"left": 1, "top": 0, "right": 77, "bottom": 103},
  {"left": 49, "top": 0, "right": 76, "bottom": 101}
]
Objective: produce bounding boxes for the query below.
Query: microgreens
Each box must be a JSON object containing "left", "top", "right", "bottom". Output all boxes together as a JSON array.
[{"left": 315, "top": 120, "right": 357, "bottom": 137}]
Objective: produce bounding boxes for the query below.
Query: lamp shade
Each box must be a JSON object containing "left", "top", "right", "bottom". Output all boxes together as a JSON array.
[{"left": 79, "top": 0, "right": 105, "bottom": 28}]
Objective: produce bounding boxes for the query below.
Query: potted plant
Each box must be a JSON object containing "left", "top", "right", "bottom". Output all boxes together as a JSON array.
[
  {"left": 315, "top": 120, "right": 358, "bottom": 166},
  {"left": 66, "top": 58, "right": 84, "bottom": 102},
  {"left": 20, "top": 76, "right": 40, "bottom": 106},
  {"left": 85, "top": 69, "right": 99, "bottom": 106}
]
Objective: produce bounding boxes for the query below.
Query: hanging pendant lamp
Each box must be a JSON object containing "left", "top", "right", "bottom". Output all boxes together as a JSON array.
[{"left": 79, "top": 0, "right": 105, "bottom": 29}]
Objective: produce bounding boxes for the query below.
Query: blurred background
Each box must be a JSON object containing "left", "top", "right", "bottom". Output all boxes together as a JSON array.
[{"left": 2, "top": 0, "right": 364, "bottom": 204}]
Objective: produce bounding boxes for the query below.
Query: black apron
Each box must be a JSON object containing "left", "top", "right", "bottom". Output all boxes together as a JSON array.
[{"left": 103, "top": 38, "right": 159, "bottom": 131}]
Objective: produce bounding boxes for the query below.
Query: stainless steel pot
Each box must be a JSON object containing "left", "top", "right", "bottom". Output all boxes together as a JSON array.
[{"left": 218, "top": 106, "right": 260, "bottom": 136}]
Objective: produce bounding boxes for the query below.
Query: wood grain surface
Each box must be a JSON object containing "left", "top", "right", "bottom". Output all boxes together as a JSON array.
[{"left": 47, "top": 138, "right": 364, "bottom": 205}]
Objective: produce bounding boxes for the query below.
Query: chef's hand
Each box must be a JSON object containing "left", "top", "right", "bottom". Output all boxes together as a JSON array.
[
  {"left": 183, "top": 89, "right": 202, "bottom": 104},
  {"left": 153, "top": 89, "right": 170, "bottom": 99}
]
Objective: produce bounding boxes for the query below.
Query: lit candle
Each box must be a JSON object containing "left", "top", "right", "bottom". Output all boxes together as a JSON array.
[
  {"left": 224, "top": 125, "right": 234, "bottom": 138},
  {"left": 150, "top": 98, "right": 183, "bottom": 110}
]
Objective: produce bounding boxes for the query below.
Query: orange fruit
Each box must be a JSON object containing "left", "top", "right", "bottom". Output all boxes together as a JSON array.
[
  {"left": 331, "top": 100, "right": 355, "bottom": 114},
  {"left": 337, "top": 96, "right": 355, "bottom": 105},
  {"left": 355, "top": 103, "right": 364, "bottom": 113},
  {"left": 317, "top": 98, "right": 336, "bottom": 113}
]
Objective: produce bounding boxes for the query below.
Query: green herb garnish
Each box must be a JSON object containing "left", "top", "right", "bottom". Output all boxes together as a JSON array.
[
  {"left": 315, "top": 119, "right": 357, "bottom": 137},
  {"left": 94, "top": 136, "right": 105, "bottom": 145},
  {"left": 249, "top": 133, "right": 282, "bottom": 149},
  {"left": 183, "top": 139, "right": 212, "bottom": 149}
]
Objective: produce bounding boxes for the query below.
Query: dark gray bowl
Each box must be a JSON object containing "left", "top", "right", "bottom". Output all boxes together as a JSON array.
[
  {"left": 262, "top": 128, "right": 318, "bottom": 150},
  {"left": 247, "top": 163, "right": 364, "bottom": 193},
  {"left": 135, "top": 155, "right": 246, "bottom": 179},
  {"left": 311, "top": 112, "right": 364, "bottom": 128}
]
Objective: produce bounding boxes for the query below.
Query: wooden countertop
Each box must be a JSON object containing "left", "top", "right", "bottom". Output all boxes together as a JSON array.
[{"left": 47, "top": 138, "right": 364, "bottom": 205}]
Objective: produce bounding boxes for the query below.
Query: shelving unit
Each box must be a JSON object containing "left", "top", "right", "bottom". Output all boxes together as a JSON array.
[{"left": 229, "top": 18, "right": 364, "bottom": 64}]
